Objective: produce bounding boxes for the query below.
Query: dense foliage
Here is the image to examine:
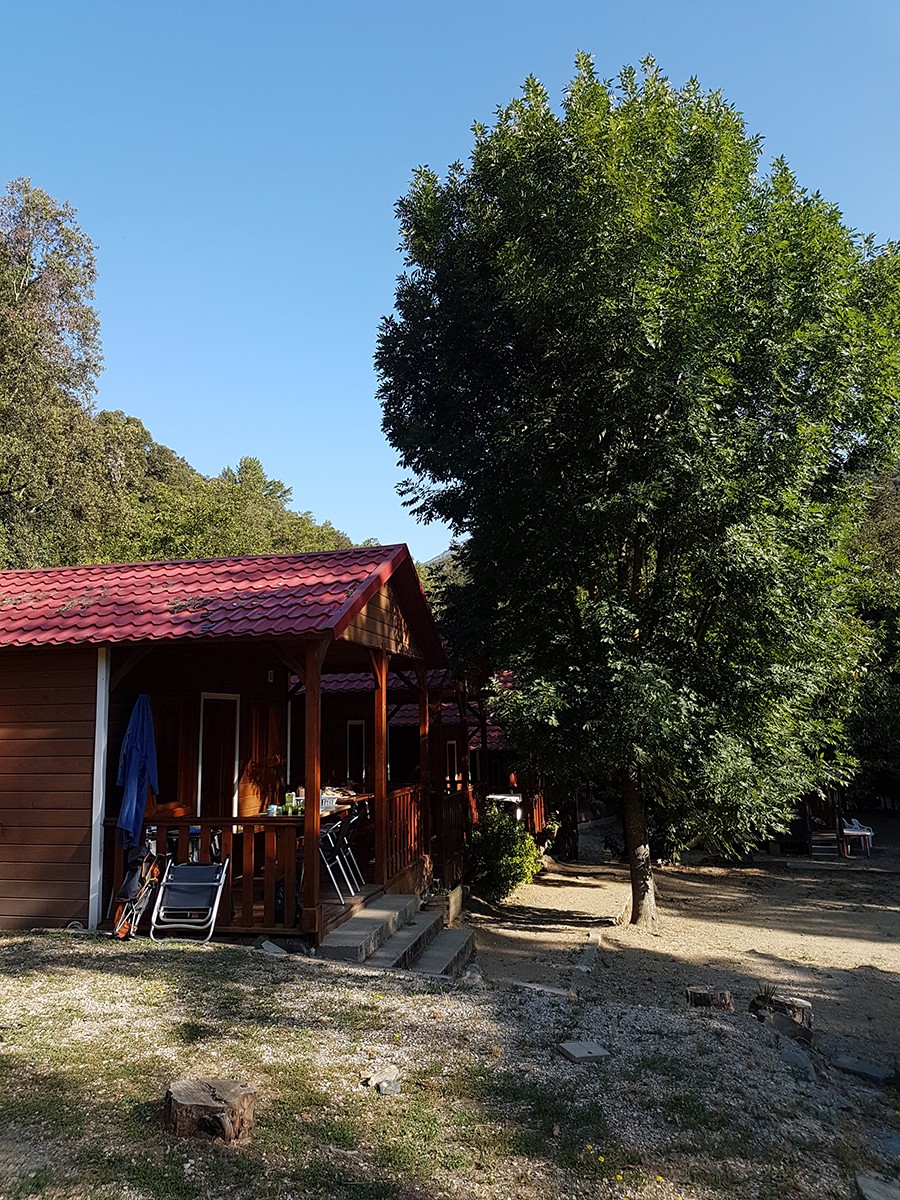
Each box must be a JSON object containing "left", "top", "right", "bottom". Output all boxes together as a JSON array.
[
  {"left": 846, "top": 472, "right": 900, "bottom": 801},
  {"left": 378, "top": 58, "right": 900, "bottom": 921},
  {"left": 0, "top": 178, "right": 351, "bottom": 568},
  {"left": 470, "top": 803, "right": 543, "bottom": 901}
]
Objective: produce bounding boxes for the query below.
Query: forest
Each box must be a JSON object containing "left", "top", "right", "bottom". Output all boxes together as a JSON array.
[{"left": 0, "top": 178, "right": 351, "bottom": 570}]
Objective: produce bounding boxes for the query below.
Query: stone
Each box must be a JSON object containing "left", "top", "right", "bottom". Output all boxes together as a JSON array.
[
  {"left": 361, "top": 1065, "right": 399, "bottom": 1088},
  {"left": 856, "top": 1173, "right": 900, "bottom": 1200},
  {"left": 575, "top": 936, "right": 601, "bottom": 973},
  {"left": 686, "top": 986, "right": 735, "bottom": 1012},
  {"left": 376, "top": 1079, "right": 402, "bottom": 1096},
  {"left": 779, "top": 1040, "right": 817, "bottom": 1084},
  {"left": 754, "top": 1007, "right": 814, "bottom": 1045},
  {"left": 557, "top": 1040, "right": 610, "bottom": 1064},
  {"left": 512, "top": 980, "right": 574, "bottom": 997},
  {"left": 252, "top": 938, "right": 287, "bottom": 956},
  {"left": 749, "top": 993, "right": 813, "bottom": 1032},
  {"left": 460, "top": 966, "right": 486, "bottom": 990},
  {"left": 834, "top": 1058, "right": 895, "bottom": 1086}
]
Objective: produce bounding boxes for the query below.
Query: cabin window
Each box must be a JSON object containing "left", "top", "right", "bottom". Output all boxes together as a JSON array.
[
  {"left": 197, "top": 693, "right": 240, "bottom": 818},
  {"left": 347, "top": 720, "right": 366, "bottom": 786},
  {"left": 446, "top": 739, "right": 458, "bottom": 785}
]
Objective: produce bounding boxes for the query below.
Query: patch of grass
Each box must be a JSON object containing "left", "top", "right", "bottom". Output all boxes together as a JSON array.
[
  {"left": 478, "top": 1067, "right": 620, "bottom": 1167},
  {"left": 337, "top": 1000, "right": 389, "bottom": 1033},
  {"left": 664, "top": 1089, "right": 759, "bottom": 1161},
  {"left": 0, "top": 1057, "right": 83, "bottom": 1140},
  {"left": 375, "top": 1105, "right": 441, "bottom": 1172},
  {"left": 174, "top": 1019, "right": 220, "bottom": 1044},
  {"left": 78, "top": 1147, "right": 197, "bottom": 1200},
  {"left": 210, "top": 982, "right": 246, "bottom": 1018},
  {"left": 10, "top": 1168, "right": 53, "bottom": 1198},
  {"left": 297, "top": 1158, "right": 399, "bottom": 1199}
]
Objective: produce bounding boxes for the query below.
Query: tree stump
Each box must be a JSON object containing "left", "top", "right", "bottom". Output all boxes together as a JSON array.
[
  {"left": 165, "top": 1078, "right": 255, "bottom": 1144},
  {"left": 685, "top": 986, "right": 735, "bottom": 1011}
]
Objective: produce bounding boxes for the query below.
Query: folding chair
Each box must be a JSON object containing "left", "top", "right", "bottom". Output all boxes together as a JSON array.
[
  {"left": 150, "top": 857, "right": 230, "bottom": 943},
  {"left": 343, "top": 801, "right": 370, "bottom": 891},
  {"left": 318, "top": 823, "right": 356, "bottom": 903}
]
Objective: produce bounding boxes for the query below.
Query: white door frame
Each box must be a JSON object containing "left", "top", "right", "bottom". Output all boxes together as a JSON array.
[{"left": 87, "top": 646, "right": 110, "bottom": 930}]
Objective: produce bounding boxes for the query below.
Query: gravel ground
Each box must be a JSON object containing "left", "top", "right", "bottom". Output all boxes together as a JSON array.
[{"left": 0, "top": 821, "right": 897, "bottom": 1200}]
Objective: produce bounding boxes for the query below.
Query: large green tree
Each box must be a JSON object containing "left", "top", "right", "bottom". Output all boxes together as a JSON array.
[
  {"left": 0, "top": 178, "right": 104, "bottom": 565},
  {"left": 377, "top": 58, "right": 900, "bottom": 922}
]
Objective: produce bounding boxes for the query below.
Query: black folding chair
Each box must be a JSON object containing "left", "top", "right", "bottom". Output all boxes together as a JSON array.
[{"left": 150, "top": 857, "right": 230, "bottom": 943}]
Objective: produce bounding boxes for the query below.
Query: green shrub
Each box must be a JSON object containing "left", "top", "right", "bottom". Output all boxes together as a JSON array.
[{"left": 470, "top": 804, "right": 543, "bottom": 900}]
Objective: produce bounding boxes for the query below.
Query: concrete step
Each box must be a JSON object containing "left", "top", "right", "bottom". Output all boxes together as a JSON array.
[
  {"left": 411, "top": 927, "right": 475, "bottom": 979},
  {"left": 318, "top": 894, "right": 420, "bottom": 963},
  {"left": 366, "top": 911, "right": 444, "bottom": 970}
]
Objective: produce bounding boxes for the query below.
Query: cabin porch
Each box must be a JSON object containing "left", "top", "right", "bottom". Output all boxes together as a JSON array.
[
  {"left": 102, "top": 638, "right": 459, "bottom": 942},
  {"left": 102, "top": 795, "right": 427, "bottom": 939}
]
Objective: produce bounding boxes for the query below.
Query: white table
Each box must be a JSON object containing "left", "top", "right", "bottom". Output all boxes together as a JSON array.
[{"left": 487, "top": 793, "right": 524, "bottom": 821}]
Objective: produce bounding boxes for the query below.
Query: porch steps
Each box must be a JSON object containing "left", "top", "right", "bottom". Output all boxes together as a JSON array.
[
  {"left": 411, "top": 927, "right": 475, "bottom": 979},
  {"left": 365, "top": 911, "right": 444, "bottom": 970},
  {"left": 317, "top": 893, "right": 475, "bottom": 979},
  {"left": 318, "top": 894, "right": 420, "bottom": 964}
]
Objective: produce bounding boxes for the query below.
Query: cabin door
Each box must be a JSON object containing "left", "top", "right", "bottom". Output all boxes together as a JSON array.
[{"left": 198, "top": 693, "right": 240, "bottom": 818}]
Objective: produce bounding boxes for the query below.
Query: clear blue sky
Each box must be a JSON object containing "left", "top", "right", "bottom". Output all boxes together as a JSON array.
[{"left": 3, "top": 1, "right": 898, "bottom": 559}]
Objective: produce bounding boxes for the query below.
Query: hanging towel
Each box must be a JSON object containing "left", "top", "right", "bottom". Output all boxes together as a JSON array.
[{"left": 117, "top": 694, "right": 158, "bottom": 848}]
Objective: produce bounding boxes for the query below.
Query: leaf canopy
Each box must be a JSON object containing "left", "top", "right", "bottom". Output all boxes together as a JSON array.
[{"left": 377, "top": 58, "right": 900, "bottom": 848}]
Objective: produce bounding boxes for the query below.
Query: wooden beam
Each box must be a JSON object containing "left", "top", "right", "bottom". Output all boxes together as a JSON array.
[
  {"left": 109, "top": 647, "right": 150, "bottom": 692},
  {"left": 390, "top": 666, "right": 417, "bottom": 693},
  {"left": 301, "top": 638, "right": 328, "bottom": 938},
  {"left": 273, "top": 646, "right": 306, "bottom": 686},
  {"left": 371, "top": 647, "right": 389, "bottom": 884}
]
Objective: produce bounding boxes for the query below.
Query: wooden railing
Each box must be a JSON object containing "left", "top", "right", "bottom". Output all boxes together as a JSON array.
[
  {"left": 385, "top": 786, "right": 424, "bottom": 883},
  {"left": 103, "top": 816, "right": 306, "bottom": 933}
]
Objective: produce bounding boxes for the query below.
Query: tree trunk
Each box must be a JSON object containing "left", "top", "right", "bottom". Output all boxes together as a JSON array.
[
  {"left": 621, "top": 769, "right": 657, "bottom": 926},
  {"left": 555, "top": 793, "right": 579, "bottom": 861}
]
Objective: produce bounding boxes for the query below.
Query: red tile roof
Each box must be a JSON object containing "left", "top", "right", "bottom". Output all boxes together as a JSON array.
[{"left": 0, "top": 546, "right": 442, "bottom": 656}]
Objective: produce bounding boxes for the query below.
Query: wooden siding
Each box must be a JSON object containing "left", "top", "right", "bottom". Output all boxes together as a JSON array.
[
  {"left": 0, "top": 646, "right": 97, "bottom": 928},
  {"left": 341, "top": 583, "right": 422, "bottom": 658}
]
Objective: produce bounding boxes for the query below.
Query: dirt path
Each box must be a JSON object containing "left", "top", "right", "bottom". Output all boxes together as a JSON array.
[{"left": 468, "top": 815, "right": 900, "bottom": 1065}]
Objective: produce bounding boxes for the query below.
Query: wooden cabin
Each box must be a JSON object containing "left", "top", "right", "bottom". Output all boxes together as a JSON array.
[{"left": 0, "top": 546, "right": 469, "bottom": 941}]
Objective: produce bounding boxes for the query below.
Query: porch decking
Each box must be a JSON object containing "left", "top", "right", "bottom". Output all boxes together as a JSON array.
[{"left": 102, "top": 784, "right": 435, "bottom": 938}]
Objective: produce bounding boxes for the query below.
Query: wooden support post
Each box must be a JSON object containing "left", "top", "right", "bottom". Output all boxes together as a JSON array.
[
  {"left": 416, "top": 663, "right": 431, "bottom": 863},
  {"left": 302, "top": 638, "right": 327, "bottom": 938},
  {"left": 371, "top": 647, "right": 389, "bottom": 884},
  {"left": 456, "top": 684, "right": 471, "bottom": 815},
  {"left": 428, "top": 688, "right": 446, "bottom": 882}
]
